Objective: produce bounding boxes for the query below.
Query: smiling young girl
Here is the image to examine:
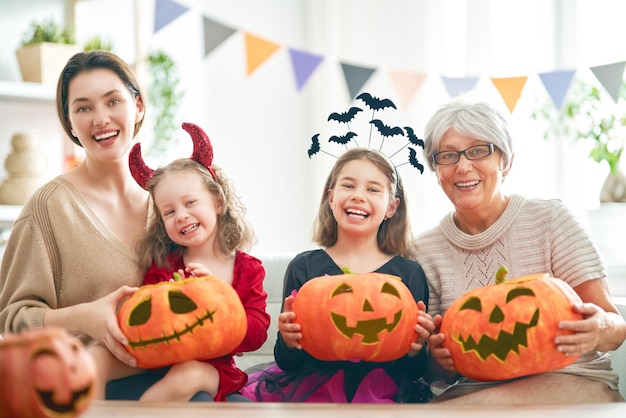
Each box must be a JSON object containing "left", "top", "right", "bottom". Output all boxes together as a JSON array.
[
  {"left": 90, "top": 123, "right": 270, "bottom": 402},
  {"left": 244, "top": 148, "right": 433, "bottom": 403}
]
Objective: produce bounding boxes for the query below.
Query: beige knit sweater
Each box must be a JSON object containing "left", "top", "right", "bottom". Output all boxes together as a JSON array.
[
  {"left": 0, "top": 176, "right": 145, "bottom": 335},
  {"left": 415, "top": 194, "right": 618, "bottom": 390}
]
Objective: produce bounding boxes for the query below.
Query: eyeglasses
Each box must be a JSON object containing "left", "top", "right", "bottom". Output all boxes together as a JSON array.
[{"left": 432, "top": 144, "right": 496, "bottom": 165}]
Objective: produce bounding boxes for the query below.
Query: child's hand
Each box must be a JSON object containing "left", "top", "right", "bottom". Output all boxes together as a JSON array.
[
  {"left": 408, "top": 300, "right": 434, "bottom": 357},
  {"left": 185, "top": 263, "right": 212, "bottom": 277},
  {"left": 278, "top": 294, "right": 302, "bottom": 350}
]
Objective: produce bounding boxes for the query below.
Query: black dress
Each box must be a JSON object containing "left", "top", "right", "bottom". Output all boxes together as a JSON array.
[{"left": 243, "top": 249, "right": 432, "bottom": 403}]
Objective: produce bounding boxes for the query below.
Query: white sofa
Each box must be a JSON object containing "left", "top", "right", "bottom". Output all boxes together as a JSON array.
[{"left": 242, "top": 254, "right": 626, "bottom": 399}]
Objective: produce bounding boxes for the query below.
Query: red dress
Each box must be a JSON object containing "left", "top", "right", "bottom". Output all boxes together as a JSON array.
[{"left": 143, "top": 251, "right": 270, "bottom": 401}]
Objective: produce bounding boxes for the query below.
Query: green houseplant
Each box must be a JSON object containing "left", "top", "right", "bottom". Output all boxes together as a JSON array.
[
  {"left": 15, "top": 17, "right": 81, "bottom": 85},
  {"left": 531, "top": 77, "right": 626, "bottom": 203},
  {"left": 146, "top": 50, "right": 184, "bottom": 159}
]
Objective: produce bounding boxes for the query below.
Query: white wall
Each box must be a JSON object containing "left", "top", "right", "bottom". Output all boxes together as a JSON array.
[{"left": 1, "top": 0, "right": 626, "bottom": 256}]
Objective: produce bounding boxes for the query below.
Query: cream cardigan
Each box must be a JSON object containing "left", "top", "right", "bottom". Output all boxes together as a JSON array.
[{"left": 0, "top": 176, "right": 145, "bottom": 336}]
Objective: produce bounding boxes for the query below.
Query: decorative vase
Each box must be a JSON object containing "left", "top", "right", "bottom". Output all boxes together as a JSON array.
[
  {"left": 0, "top": 131, "right": 47, "bottom": 205},
  {"left": 599, "top": 169, "right": 626, "bottom": 203}
]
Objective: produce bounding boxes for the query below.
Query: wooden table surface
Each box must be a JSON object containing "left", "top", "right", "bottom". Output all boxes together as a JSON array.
[{"left": 82, "top": 400, "right": 626, "bottom": 418}]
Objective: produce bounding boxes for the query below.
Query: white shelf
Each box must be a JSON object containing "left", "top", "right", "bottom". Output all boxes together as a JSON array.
[
  {"left": 0, "top": 80, "right": 55, "bottom": 103},
  {"left": 0, "top": 205, "right": 22, "bottom": 231}
]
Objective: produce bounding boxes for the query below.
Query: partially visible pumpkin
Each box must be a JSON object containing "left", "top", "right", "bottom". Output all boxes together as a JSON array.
[
  {"left": 293, "top": 272, "right": 418, "bottom": 362},
  {"left": 117, "top": 275, "right": 247, "bottom": 369},
  {"left": 440, "top": 270, "right": 583, "bottom": 381},
  {"left": 0, "top": 327, "right": 96, "bottom": 418}
]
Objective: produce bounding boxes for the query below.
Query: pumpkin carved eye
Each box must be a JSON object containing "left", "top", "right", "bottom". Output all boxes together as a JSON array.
[
  {"left": 169, "top": 290, "right": 198, "bottom": 314},
  {"left": 460, "top": 296, "right": 482, "bottom": 312},
  {"left": 128, "top": 299, "right": 152, "bottom": 326},
  {"left": 332, "top": 283, "right": 353, "bottom": 297}
]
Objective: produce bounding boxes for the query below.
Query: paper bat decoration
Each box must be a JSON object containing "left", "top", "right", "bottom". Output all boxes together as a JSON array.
[
  {"left": 370, "top": 119, "right": 404, "bottom": 137},
  {"left": 328, "top": 107, "right": 363, "bottom": 123},
  {"left": 329, "top": 131, "right": 358, "bottom": 145},
  {"left": 404, "top": 126, "right": 425, "bottom": 148},
  {"left": 308, "top": 134, "right": 338, "bottom": 159},
  {"left": 408, "top": 147, "right": 424, "bottom": 173},
  {"left": 356, "top": 92, "right": 397, "bottom": 111}
]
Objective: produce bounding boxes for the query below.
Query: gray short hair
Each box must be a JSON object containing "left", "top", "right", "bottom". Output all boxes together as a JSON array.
[{"left": 423, "top": 98, "right": 514, "bottom": 172}]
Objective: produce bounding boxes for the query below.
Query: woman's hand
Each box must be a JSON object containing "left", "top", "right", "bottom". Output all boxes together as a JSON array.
[
  {"left": 80, "top": 285, "right": 138, "bottom": 367},
  {"left": 556, "top": 302, "right": 612, "bottom": 356},
  {"left": 408, "top": 300, "right": 434, "bottom": 357},
  {"left": 278, "top": 295, "right": 302, "bottom": 350},
  {"left": 427, "top": 314, "right": 456, "bottom": 371}
]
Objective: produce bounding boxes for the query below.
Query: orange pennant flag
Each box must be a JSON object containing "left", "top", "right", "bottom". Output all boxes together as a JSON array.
[
  {"left": 243, "top": 32, "right": 281, "bottom": 75},
  {"left": 490, "top": 76, "right": 528, "bottom": 113},
  {"left": 388, "top": 70, "right": 427, "bottom": 109}
]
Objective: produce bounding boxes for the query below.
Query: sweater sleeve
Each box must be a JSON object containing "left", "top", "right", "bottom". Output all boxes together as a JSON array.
[
  {"left": 233, "top": 253, "right": 270, "bottom": 353},
  {"left": 0, "top": 190, "right": 59, "bottom": 333}
]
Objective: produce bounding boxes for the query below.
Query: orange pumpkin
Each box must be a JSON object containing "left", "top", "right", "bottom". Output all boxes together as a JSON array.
[
  {"left": 117, "top": 275, "right": 247, "bottom": 369},
  {"left": 440, "top": 271, "right": 583, "bottom": 381},
  {"left": 293, "top": 272, "right": 418, "bottom": 362},
  {"left": 0, "top": 327, "right": 96, "bottom": 418}
]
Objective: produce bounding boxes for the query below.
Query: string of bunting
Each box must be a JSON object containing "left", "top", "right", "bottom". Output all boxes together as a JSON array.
[{"left": 153, "top": 0, "right": 626, "bottom": 113}]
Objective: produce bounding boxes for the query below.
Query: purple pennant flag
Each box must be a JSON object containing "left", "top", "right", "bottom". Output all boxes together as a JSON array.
[
  {"left": 154, "top": 0, "right": 189, "bottom": 33},
  {"left": 590, "top": 61, "right": 626, "bottom": 102},
  {"left": 288, "top": 48, "right": 324, "bottom": 91},
  {"left": 203, "top": 16, "right": 237, "bottom": 57},
  {"left": 441, "top": 76, "right": 479, "bottom": 97},
  {"left": 341, "top": 62, "right": 376, "bottom": 100},
  {"left": 538, "top": 70, "right": 576, "bottom": 111}
]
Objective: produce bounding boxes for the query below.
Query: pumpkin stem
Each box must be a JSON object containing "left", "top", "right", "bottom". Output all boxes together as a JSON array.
[
  {"left": 172, "top": 271, "right": 183, "bottom": 282},
  {"left": 340, "top": 267, "right": 355, "bottom": 274},
  {"left": 495, "top": 266, "right": 508, "bottom": 284}
]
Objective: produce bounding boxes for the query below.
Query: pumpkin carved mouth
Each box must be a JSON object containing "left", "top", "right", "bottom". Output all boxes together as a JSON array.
[
  {"left": 453, "top": 308, "right": 539, "bottom": 362},
  {"left": 330, "top": 310, "right": 403, "bottom": 344},
  {"left": 127, "top": 308, "right": 216, "bottom": 349},
  {"left": 37, "top": 385, "right": 92, "bottom": 415}
]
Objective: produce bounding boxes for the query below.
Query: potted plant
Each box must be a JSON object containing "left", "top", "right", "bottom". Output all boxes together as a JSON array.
[
  {"left": 15, "top": 17, "right": 82, "bottom": 85},
  {"left": 531, "top": 76, "right": 626, "bottom": 203}
]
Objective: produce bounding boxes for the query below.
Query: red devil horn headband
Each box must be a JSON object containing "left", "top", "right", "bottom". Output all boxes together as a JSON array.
[{"left": 129, "top": 122, "right": 217, "bottom": 190}]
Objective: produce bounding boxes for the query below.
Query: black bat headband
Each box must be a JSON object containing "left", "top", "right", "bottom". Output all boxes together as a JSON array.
[
  {"left": 307, "top": 92, "right": 425, "bottom": 174},
  {"left": 129, "top": 122, "right": 217, "bottom": 190}
]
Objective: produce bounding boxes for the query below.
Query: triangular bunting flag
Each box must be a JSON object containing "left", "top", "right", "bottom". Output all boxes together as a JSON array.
[
  {"left": 441, "top": 76, "right": 479, "bottom": 97},
  {"left": 203, "top": 16, "right": 237, "bottom": 57},
  {"left": 154, "top": 0, "right": 189, "bottom": 34},
  {"left": 243, "top": 32, "right": 281, "bottom": 75},
  {"left": 341, "top": 62, "right": 376, "bottom": 100},
  {"left": 388, "top": 70, "right": 427, "bottom": 109},
  {"left": 288, "top": 48, "right": 324, "bottom": 91},
  {"left": 538, "top": 69, "right": 576, "bottom": 111},
  {"left": 491, "top": 76, "right": 528, "bottom": 113},
  {"left": 590, "top": 61, "right": 626, "bottom": 102}
]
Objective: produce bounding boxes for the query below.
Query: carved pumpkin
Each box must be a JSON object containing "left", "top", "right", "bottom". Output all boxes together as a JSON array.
[
  {"left": 440, "top": 271, "right": 583, "bottom": 381},
  {"left": 117, "top": 275, "right": 247, "bottom": 369},
  {"left": 293, "top": 272, "right": 418, "bottom": 362},
  {"left": 0, "top": 327, "right": 96, "bottom": 418}
]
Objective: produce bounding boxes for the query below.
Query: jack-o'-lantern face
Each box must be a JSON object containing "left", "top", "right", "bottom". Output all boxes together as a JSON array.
[
  {"left": 329, "top": 280, "right": 404, "bottom": 344},
  {"left": 441, "top": 273, "right": 584, "bottom": 381},
  {"left": 0, "top": 327, "right": 96, "bottom": 418},
  {"left": 117, "top": 275, "right": 247, "bottom": 369},
  {"left": 293, "top": 272, "right": 418, "bottom": 362}
]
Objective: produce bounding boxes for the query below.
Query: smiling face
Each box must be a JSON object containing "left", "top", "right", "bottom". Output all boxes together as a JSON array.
[
  {"left": 435, "top": 130, "right": 507, "bottom": 227},
  {"left": 153, "top": 170, "right": 223, "bottom": 250},
  {"left": 328, "top": 159, "right": 398, "bottom": 238},
  {"left": 67, "top": 68, "right": 144, "bottom": 163}
]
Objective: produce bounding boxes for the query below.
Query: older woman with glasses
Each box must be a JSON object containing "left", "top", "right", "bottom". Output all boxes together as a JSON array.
[{"left": 415, "top": 98, "right": 625, "bottom": 404}]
